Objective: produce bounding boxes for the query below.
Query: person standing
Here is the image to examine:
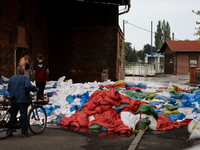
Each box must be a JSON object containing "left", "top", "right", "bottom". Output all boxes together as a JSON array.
[
  {"left": 19, "top": 51, "right": 30, "bottom": 79},
  {"left": 8, "top": 65, "right": 38, "bottom": 138},
  {"left": 33, "top": 54, "right": 49, "bottom": 100}
]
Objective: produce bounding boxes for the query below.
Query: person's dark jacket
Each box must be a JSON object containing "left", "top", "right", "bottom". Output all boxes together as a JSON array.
[{"left": 8, "top": 74, "right": 37, "bottom": 104}]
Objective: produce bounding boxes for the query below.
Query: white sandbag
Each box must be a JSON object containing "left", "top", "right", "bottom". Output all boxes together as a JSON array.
[
  {"left": 189, "top": 126, "right": 200, "bottom": 140},
  {"left": 1, "top": 75, "right": 9, "bottom": 81},
  {"left": 155, "top": 91, "right": 171, "bottom": 99},
  {"left": 88, "top": 115, "right": 95, "bottom": 122},
  {"left": 0, "top": 95, "right": 4, "bottom": 101},
  {"left": 188, "top": 118, "right": 200, "bottom": 133},
  {"left": 56, "top": 76, "right": 66, "bottom": 87},
  {"left": 120, "top": 111, "right": 140, "bottom": 130}
]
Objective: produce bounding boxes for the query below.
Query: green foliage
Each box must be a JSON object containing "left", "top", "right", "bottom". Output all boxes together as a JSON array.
[
  {"left": 192, "top": 10, "right": 200, "bottom": 42},
  {"left": 154, "top": 20, "right": 171, "bottom": 50}
]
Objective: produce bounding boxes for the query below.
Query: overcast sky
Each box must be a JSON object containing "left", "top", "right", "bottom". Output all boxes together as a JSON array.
[{"left": 119, "top": 0, "right": 200, "bottom": 50}]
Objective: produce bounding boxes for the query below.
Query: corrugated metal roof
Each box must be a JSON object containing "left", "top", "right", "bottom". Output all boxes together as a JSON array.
[{"left": 160, "top": 40, "right": 200, "bottom": 52}]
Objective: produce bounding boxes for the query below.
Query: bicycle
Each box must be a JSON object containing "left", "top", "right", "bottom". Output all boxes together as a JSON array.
[{"left": 0, "top": 97, "right": 48, "bottom": 139}]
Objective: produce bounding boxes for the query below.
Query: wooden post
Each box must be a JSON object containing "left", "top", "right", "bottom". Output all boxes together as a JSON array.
[{"left": 190, "top": 66, "right": 197, "bottom": 83}]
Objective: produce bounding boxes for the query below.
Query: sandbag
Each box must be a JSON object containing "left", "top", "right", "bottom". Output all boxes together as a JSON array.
[
  {"left": 156, "top": 114, "right": 174, "bottom": 131},
  {"left": 75, "top": 111, "right": 89, "bottom": 127},
  {"left": 189, "top": 126, "right": 200, "bottom": 140},
  {"left": 135, "top": 117, "right": 150, "bottom": 131},
  {"left": 188, "top": 119, "right": 200, "bottom": 133},
  {"left": 136, "top": 104, "right": 158, "bottom": 119},
  {"left": 120, "top": 111, "right": 140, "bottom": 130}
]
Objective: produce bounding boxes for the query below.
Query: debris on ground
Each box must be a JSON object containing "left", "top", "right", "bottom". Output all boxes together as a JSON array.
[{"left": 1, "top": 75, "right": 200, "bottom": 140}]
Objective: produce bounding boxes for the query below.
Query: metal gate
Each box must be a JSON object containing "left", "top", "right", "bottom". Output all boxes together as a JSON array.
[{"left": 165, "top": 54, "right": 174, "bottom": 74}]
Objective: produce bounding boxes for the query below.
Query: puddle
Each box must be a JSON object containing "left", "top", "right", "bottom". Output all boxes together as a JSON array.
[
  {"left": 46, "top": 124, "right": 134, "bottom": 139},
  {"left": 125, "top": 76, "right": 170, "bottom": 87}
]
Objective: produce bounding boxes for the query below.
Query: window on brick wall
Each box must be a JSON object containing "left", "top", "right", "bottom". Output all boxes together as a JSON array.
[{"left": 19, "top": 0, "right": 25, "bottom": 22}]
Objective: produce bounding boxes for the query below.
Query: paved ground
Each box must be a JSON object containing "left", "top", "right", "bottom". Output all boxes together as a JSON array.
[{"left": 1, "top": 73, "right": 200, "bottom": 150}]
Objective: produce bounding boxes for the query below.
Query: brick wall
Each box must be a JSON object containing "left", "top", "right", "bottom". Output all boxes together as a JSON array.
[
  {"left": 164, "top": 46, "right": 200, "bottom": 74},
  {"left": 49, "top": 1, "right": 124, "bottom": 82},
  {"left": 49, "top": 26, "right": 124, "bottom": 82},
  {"left": 0, "top": 0, "right": 49, "bottom": 80}
]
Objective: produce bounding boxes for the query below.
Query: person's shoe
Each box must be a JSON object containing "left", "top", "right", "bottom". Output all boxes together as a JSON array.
[{"left": 21, "top": 134, "right": 28, "bottom": 138}]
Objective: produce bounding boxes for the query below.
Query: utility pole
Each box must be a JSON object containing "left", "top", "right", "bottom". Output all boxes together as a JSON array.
[{"left": 123, "top": 20, "right": 125, "bottom": 35}]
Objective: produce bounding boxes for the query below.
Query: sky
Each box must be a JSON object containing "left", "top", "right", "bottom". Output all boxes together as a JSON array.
[{"left": 119, "top": 0, "right": 200, "bottom": 51}]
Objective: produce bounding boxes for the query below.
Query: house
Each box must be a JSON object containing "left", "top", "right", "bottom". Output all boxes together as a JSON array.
[
  {"left": 0, "top": 0, "right": 130, "bottom": 82},
  {"left": 159, "top": 40, "right": 200, "bottom": 74}
]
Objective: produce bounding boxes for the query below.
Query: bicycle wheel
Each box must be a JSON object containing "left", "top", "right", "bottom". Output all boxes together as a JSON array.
[
  {"left": 0, "top": 107, "right": 13, "bottom": 139},
  {"left": 28, "top": 106, "right": 47, "bottom": 134}
]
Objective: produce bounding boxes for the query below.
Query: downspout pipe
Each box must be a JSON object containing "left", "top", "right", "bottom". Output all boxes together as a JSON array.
[{"left": 118, "top": 0, "right": 131, "bottom": 15}]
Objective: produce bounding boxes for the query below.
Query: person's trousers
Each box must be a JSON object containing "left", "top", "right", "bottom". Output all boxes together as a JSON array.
[
  {"left": 36, "top": 81, "right": 46, "bottom": 99},
  {"left": 11, "top": 103, "right": 29, "bottom": 135}
]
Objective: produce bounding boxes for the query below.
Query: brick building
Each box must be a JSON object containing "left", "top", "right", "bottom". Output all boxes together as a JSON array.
[
  {"left": 0, "top": 0, "right": 49, "bottom": 81},
  {"left": 0, "top": 0, "right": 130, "bottom": 82},
  {"left": 160, "top": 40, "right": 200, "bottom": 74}
]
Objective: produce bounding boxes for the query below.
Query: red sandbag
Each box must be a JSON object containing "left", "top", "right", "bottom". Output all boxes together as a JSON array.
[
  {"left": 100, "top": 104, "right": 113, "bottom": 111},
  {"left": 108, "top": 118, "right": 131, "bottom": 134},
  {"left": 126, "top": 86, "right": 144, "bottom": 90},
  {"left": 86, "top": 95, "right": 102, "bottom": 111},
  {"left": 173, "top": 119, "right": 192, "bottom": 128},
  {"left": 105, "top": 88, "right": 120, "bottom": 100},
  {"left": 103, "top": 95, "right": 120, "bottom": 106},
  {"left": 89, "top": 109, "right": 118, "bottom": 128},
  {"left": 120, "top": 94, "right": 131, "bottom": 104},
  {"left": 70, "top": 121, "right": 80, "bottom": 128},
  {"left": 95, "top": 106, "right": 103, "bottom": 114},
  {"left": 156, "top": 114, "right": 174, "bottom": 131},
  {"left": 59, "top": 114, "right": 76, "bottom": 126},
  {"left": 121, "top": 105, "right": 136, "bottom": 115},
  {"left": 83, "top": 107, "right": 97, "bottom": 116},
  {"left": 76, "top": 111, "right": 89, "bottom": 127},
  {"left": 129, "top": 99, "right": 142, "bottom": 112}
]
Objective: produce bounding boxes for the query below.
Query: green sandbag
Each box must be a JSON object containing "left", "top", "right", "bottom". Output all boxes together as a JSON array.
[
  {"left": 135, "top": 117, "right": 150, "bottom": 130},
  {"left": 136, "top": 104, "right": 158, "bottom": 119},
  {"left": 88, "top": 124, "right": 102, "bottom": 130}
]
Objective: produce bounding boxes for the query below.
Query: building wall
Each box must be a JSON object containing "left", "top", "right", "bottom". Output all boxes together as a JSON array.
[
  {"left": 0, "top": 0, "right": 49, "bottom": 80},
  {"left": 49, "top": 1, "right": 124, "bottom": 82},
  {"left": 164, "top": 46, "right": 200, "bottom": 74},
  {"left": 49, "top": 26, "right": 124, "bottom": 82}
]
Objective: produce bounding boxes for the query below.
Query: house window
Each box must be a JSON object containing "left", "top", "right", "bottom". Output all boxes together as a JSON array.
[{"left": 19, "top": 0, "right": 25, "bottom": 22}]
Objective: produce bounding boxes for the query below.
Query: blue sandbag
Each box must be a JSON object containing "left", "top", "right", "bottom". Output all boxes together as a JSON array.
[
  {"left": 154, "top": 95, "right": 170, "bottom": 101},
  {"left": 56, "top": 116, "right": 62, "bottom": 124},
  {"left": 192, "top": 108, "right": 200, "bottom": 113},
  {"left": 116, "top": 104, "right": 129, "bottom": 113},
  {"left": 135, "top": 89, "right": 143, "bottom": 93},
  {"left": 168, "top": 98, "right": 176, "bottom": 104},
  {"left": 80, "top": 98, "right": 89, "bottom": 105},
  {"left": 66, "top": 95, "right": 75, "bottom": 104},
  {"left": 166, "top": 113, "right": 185, "bottom": 122},
  {"left": 153, "top": 108, "right": 163, "bottom": 114},
  {"left": 137, "top": 83, "right": 147, "bottom": 89},
  {"left": 126, "top": 84, "right": 137, "bottom": 87},
  {"left": 171, "top": 94, "right": 181, "bottom": 99}
]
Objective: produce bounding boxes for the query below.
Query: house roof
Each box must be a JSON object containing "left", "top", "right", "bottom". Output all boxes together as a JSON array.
[{"left": 159, "top": 40, "right": 200, "bottom": 53}]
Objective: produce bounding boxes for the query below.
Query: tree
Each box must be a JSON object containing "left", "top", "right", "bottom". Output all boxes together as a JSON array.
[
  {"left": 137, "top": 50, "right": 144, "bottom": 61},
  {"left": 154, "top": 21, "right": 162, "bottom": 51},
  {"left": 192, "top": 10, "right": 200, "bottom": 42},
  {"left": 143, "top": 44, "right": 151, "bottom": 54},
  {"left": 155, "top": 20, "right": 171, "bottom": 50},
  {"left": 124, "top": 42, "right": 139, "bottom": 63}
]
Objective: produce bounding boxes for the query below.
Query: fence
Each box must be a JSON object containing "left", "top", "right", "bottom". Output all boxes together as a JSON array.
[{"left": 125, "top": 62, "right": 164, "bottom": 76}]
